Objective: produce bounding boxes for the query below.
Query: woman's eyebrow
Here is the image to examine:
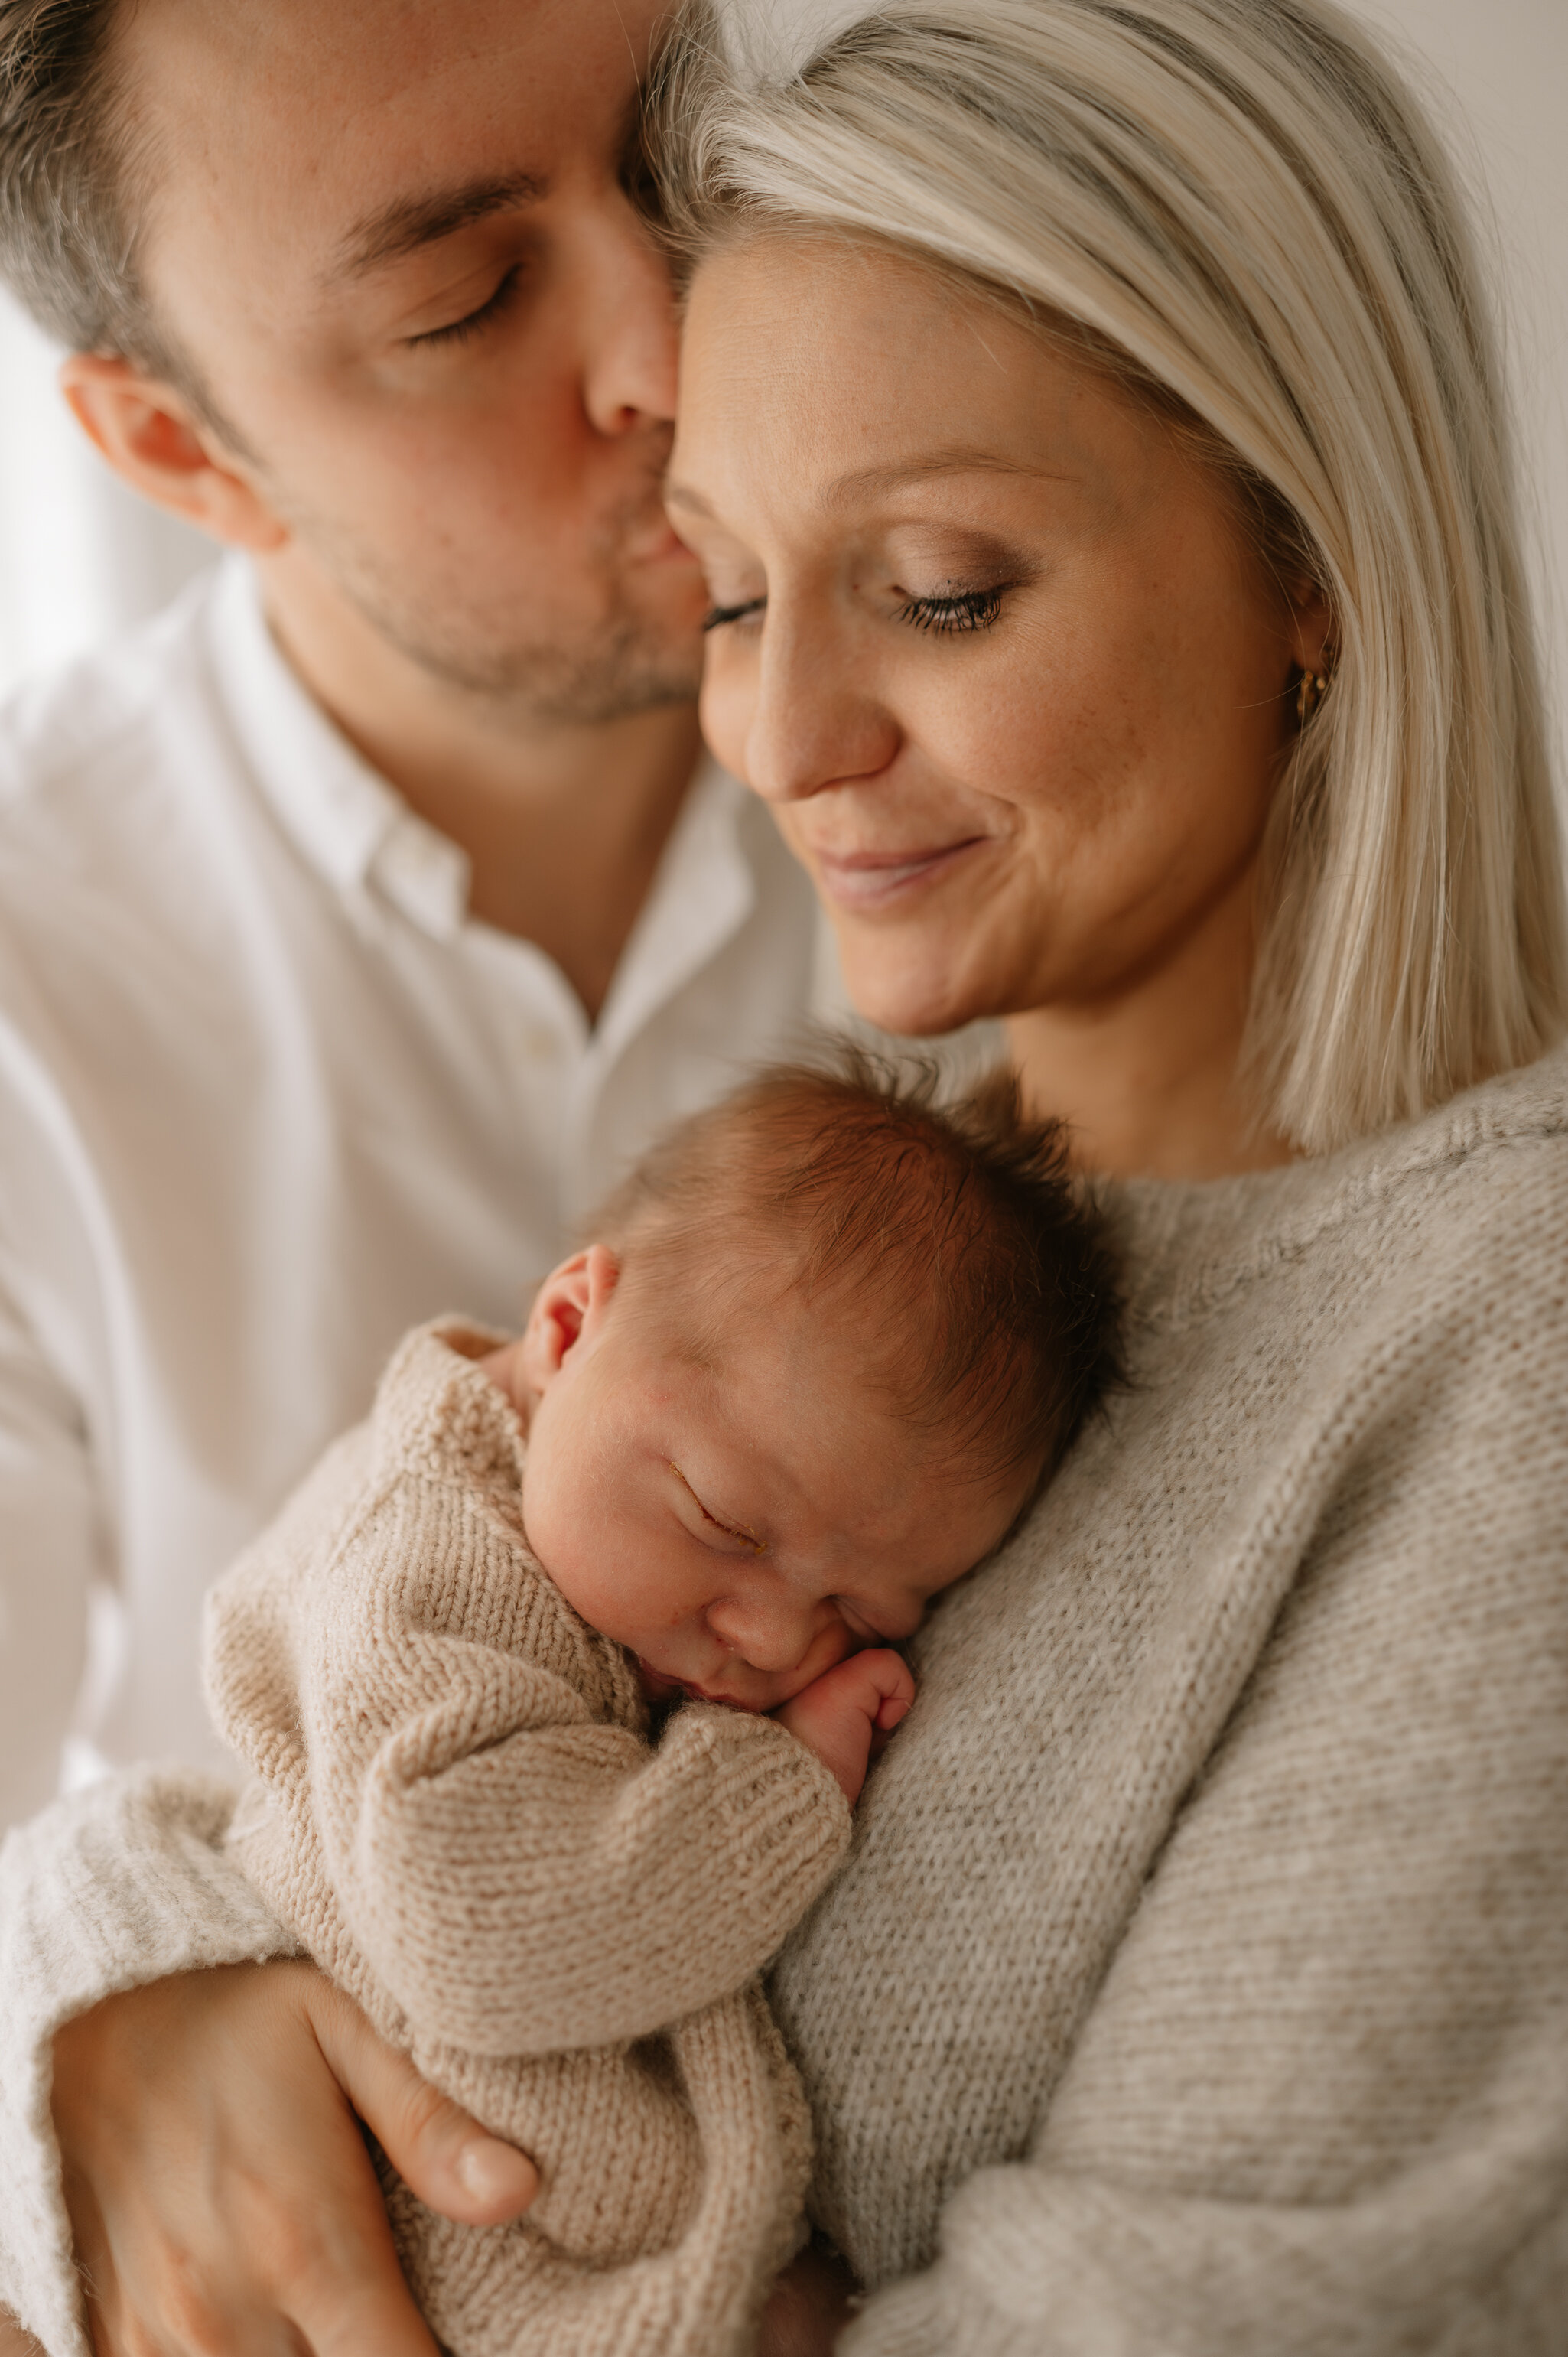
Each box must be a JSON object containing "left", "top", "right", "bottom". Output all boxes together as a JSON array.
[
  {"left": 664, "top": 454, "right": 1072, "bottom": 523},
  {"left": 821, "top": 450, "right": 1074, "bottom": 506}
]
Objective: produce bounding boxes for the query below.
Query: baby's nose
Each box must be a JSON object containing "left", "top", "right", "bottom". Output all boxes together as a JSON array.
[{"left": 706, "top": 1596, "right": 814, "bottom": 1674}]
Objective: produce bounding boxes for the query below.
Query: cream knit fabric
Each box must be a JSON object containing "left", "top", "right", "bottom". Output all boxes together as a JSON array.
[
  {"left": 204, "top": 1323, "right": 851, "bottom": 2357},
  {"left": 3, "top": 1046, "right": 1566, "bottom": 2357}
]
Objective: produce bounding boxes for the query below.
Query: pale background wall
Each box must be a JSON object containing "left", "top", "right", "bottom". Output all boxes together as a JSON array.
[{"left": 0, "top": 0, "right": 1563, "bottom": 789}]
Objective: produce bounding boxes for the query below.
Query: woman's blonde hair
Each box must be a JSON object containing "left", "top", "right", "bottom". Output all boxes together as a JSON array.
[{"left": 654, "top": 0, "right": 1568, "bottom": 1151}]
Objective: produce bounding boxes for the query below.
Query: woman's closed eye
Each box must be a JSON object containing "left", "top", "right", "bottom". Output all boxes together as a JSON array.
[
  {"left": 703, "top": 595, "right": 767, "bottom": 633},
  {"left": 701, "top": 584, "right": 1011, "bottom": 636},
  {"left": 895, "top": 583, "right": 1007, "bottom": 633}
]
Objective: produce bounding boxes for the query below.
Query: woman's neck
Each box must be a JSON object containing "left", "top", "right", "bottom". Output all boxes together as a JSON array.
[{"left": 1006, "top": 867, "right": 1296, "bottom": 1183}]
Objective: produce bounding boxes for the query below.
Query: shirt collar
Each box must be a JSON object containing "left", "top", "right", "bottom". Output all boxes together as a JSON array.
[
  {"left": 592, "top": 754, "right": 759, "bottom": 1065},
  {"left": 205, "top": 556, "right": 470, "bottom": 939},
  {"left": 204, "top": 555, "right": 765, "bottom": 1012}
]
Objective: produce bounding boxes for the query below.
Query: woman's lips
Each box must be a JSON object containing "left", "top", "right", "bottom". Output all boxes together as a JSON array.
[{"left": 809, "top": 837, "right": 986, "bottom": 910}]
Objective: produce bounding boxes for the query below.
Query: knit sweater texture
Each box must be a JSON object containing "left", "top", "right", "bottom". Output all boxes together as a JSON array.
[
  {"left": 2, "top": 1047, "right": 1566, "bottom": 2356},
  {"left": 207, "top": 1323, "right": 851, "bottom": 2357}
]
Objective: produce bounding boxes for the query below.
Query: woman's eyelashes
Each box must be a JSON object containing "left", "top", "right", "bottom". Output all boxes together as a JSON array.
[
  {"left": 702, "top": 596, "right": 767, "bottom": 633},
  {"left": 700, "top": 582, "right": 1012, "bottom": 636},
  {"left": 896, "top": 584, "right": 1007, "bottom": 633},
  {"left": 408, "top": 265, "right": 525, "bottom": 350}
]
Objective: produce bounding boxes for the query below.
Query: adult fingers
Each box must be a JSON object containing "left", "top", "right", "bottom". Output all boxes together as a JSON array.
[
  {"left": 54, "top": 1965, "right": 441, "bottom": 2357},
  {"left": 278, "top": 2234, "right": 445, "bottom": 2357},
  {"left": 302, "top": 1977, "right": 538, "bottom": 2226},
  {"left": 207, "top": 2081, "right": 442, "bottom": 2357}
]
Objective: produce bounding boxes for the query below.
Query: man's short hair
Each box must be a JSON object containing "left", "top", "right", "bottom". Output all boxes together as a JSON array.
[{"left": 0, "top": 0, "right": 165, "bottom": 365}]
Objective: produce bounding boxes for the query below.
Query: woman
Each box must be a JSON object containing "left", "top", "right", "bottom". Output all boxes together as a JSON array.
[
  {"left": 5, "top": 2, "right": 1565, "bottom": 2351},
  {"left": 647, "top": 3, "right": 1568, "bottom": 2346}
]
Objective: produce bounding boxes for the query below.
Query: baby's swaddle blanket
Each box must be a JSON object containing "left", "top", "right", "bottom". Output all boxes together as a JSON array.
[{"left": 206, "top": 1320, "right": 851, "bottom": 2357}]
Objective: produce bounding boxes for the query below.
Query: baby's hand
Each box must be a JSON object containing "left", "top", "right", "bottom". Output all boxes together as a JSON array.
[{"left": 775, "top": 1649, "right": 915, "bottom": 1806}]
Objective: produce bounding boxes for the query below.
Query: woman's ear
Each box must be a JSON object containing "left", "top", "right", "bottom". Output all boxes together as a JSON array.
[
  {"left": 58, "top": 353, "right": 291, "bottom": 553},
  {"left": 518, "top": 1245, "right": 620, "bottom": 1395},
  {"left": 1286, "top": 578, "right": 1336, "bottom": 681}
]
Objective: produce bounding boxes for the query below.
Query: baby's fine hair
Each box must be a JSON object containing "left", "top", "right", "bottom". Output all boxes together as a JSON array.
[{"left": 591, "top": 1046, "right": 1124, "bottom": 1491}]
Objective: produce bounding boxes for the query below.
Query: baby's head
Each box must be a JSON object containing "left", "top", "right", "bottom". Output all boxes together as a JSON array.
[{"left": 493, "top": 1053, "right": 1121, "bottom": 1712}]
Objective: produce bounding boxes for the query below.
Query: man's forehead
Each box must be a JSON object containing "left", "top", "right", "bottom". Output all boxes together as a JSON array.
[
  {"left": 124, "top": 0, "right": 659, "bottom": 93},
  {"left": 120, "top": 0, "right": 656, "bottom": 259}
]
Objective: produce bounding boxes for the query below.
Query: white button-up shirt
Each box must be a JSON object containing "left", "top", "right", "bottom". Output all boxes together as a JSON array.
[{"left": 0, "top": 561, "right": 828, "bottom": 1825}]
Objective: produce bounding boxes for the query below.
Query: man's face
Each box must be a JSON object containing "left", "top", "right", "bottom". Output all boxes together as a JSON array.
[{"left": 119, "top": 0, "right": 707, "bottom": 719}]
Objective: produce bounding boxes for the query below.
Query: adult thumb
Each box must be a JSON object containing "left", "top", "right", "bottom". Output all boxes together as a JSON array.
[{"left": 304, "top": 1976, "right": 540, "bottom": 2225}]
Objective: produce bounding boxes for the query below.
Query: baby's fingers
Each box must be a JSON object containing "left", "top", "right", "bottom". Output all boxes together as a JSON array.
[
  {"left": 874, "top": 1681, "right": 914, "bottom": 1732},
  {"left": 854, "top": 1646, "right": 916, "bottom": 1724}
]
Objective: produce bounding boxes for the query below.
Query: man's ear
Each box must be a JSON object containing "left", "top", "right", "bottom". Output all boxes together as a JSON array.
[
  {"left": 58, "top": 353, "right": 290, "bottom": 553},
  {"left": 518, "top": 1244, "right": 621, "bottom": 1395}
]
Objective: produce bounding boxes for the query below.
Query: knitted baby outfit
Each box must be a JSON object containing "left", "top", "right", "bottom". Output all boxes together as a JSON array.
[
  {"left": 9, "top": 1049, "right": 1565, "bottom": 2357},
  {"left": 203, "top": 1323, "right": 851, "bottom": 2357}
]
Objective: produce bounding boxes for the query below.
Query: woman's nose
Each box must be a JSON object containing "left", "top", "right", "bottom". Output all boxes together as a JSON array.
[
  {"left": 741, "top": 610, "right": 900, "bottom": 806},
  {"left": 706, "top": 1594, "right": 817, "bottom": 1675}
]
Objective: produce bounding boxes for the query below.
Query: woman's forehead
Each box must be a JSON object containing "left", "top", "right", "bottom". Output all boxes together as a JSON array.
[{"left": 672, "top": 240, "right": 1167, "bottom": 533}]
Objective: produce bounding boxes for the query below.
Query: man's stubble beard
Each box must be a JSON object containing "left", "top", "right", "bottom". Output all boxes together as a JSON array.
[
  {"left": 294, "top": 483, "right": 704, "bottom": 728},
  {"left": 345, "top": 560, "right": 703, "bottom": 724}
]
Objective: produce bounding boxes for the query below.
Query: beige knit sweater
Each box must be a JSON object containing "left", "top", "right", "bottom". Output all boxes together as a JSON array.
[
  {"left": 3, "top": 1046, "right": 1566, "bottom": 2357},
  {"left": 205, "top": 1322, "right": 851, "bottom": 2357}
]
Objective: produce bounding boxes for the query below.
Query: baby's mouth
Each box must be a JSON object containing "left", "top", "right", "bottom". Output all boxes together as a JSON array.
[
  {"left": 636, "top": 1657, "right": 771, "bottom": 1713},
  {"left": 636, "top": 1657, "right": 685, "bottom": 1702}
]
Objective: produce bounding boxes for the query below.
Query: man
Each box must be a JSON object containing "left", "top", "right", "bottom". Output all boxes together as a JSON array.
[
  {"left": 0, "top": 0, "right": 828, "bottom": 1829},
  {"left": 0, "top": 0, "right": 831, "bottom": 2346}
]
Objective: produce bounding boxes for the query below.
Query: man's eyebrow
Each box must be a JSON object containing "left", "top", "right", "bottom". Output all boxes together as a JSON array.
[{"left": 328, "top": 174, "right": 546, "bottom": 283}]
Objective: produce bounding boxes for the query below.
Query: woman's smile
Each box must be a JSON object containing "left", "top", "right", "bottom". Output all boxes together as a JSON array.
[{"left": 807, "top": 834, "right": 990, "bottom": 911}]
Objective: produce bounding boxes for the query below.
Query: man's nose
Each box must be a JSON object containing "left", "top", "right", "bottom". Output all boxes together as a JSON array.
[
  {"left": 706, "top": 1594, "right": 817, "bottom": 1674},
  {"left": 580, "top": 189, "right": 680, "bottom": 437},
  {"left": 741, "top": 608, "right": 901, "bottom": 806}
]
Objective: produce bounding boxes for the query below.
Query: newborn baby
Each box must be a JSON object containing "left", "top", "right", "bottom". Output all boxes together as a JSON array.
[{"left": 205, "top": 1054, "right": 1120, "bottom": 2357}]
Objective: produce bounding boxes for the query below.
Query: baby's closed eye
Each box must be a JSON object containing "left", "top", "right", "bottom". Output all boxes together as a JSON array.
[{"left": 669, "top": 1463, "right": 767, "bottom": 1555}]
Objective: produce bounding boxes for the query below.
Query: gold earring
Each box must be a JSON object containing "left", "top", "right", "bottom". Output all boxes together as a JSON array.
[{"left": 1296, "top": 662, "right": 1330, "bottom": 726}]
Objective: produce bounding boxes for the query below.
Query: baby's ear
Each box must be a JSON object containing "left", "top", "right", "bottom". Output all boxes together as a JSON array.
[{"left": 519, "top": 1244, "right": 620, "bottom": 1390}]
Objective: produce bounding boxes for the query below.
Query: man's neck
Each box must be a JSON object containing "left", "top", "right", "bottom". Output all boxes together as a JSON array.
[{"left": 258, "top": 562, "right": 704, "bottom": 1024}]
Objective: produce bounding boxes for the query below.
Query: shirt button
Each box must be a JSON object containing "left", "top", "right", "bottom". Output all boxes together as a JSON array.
[{"left": 520, "top": 1026, "right": 560, "bottom": 1061}]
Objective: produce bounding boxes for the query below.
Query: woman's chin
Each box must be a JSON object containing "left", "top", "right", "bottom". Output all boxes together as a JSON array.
[{"left": 834, "top": 936, "right": 996, "bottom": 1042}]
